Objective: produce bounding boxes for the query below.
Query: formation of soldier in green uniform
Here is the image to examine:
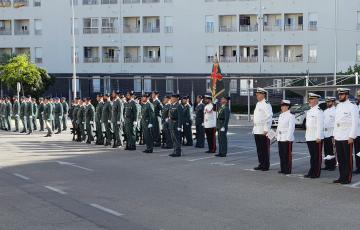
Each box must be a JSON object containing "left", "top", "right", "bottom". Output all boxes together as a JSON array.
[{"left": 0, "top": 92, "right": 231, "bottom": 158}]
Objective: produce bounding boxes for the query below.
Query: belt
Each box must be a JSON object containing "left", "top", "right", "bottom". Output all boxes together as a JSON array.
[{"left": 336, "top": 123, "right": 351, "bottom": 128}]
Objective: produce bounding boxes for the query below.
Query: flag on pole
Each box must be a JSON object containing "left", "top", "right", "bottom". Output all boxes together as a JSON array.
[{"left": 210, "top": 55, "right": 226, "bottom": 100}]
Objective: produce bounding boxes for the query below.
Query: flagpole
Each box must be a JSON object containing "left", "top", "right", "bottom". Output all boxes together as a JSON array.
[{"left": 71, "top": 0, "right": 77, "bottom": 100}]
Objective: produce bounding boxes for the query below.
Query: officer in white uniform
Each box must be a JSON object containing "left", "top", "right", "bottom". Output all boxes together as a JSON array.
[
  {"left": 305, "top": 93, "right": 324, "bottom": 179},
  {"left": 276, "top": 100, "right": 295, "bottom": 174},
  {"left": 253, "top": 88, "right": 273, "bottom": 171},
  {"left": 322, "top": 96, "right": 337, "bottom": 171},
  {"left": 333, "top": 88, "right": 358, "bottom": 184},
  {"left": 203, "top": 95, "right": 217, "bottom": 153},
  {"left": 354, "top": 90, "right": 360, "bottom": 174}
]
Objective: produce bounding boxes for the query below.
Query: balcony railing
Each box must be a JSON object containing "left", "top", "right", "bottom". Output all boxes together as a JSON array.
[
  {"left": 164, "top": 26, "right": 173, "bottom": 33},
  {"left": 124, "top": 26, "right": 140, "bottom": 33},
  {"left": 308, "top": 56, "right": 317, "bottom": 63},
  {"left": 123, "top": 0, "right": 140, "bottom": 3},
  {"left": 101, "top": 0, "right": 117, "bottom": 4},
  {"left": 284, "top": 56, "right": 303, "bottom": 62},
  {"left": 143, "top": 26, "right": 160, "bottom": 33},
  {"left": 83, "top": 0, "right": 98, "bottom": 5},
  {"left": 165, "top": 56, "right": 173, "bottom": 63},
  {"left": 35, "top": 57, "right": 42, "bottom": 63},
  {"left": 83, "top": 27, "right": 99, "bottom": 34},
  {"left": 263, "top": 56, "right": 282, "bottom": 62},
  {"left": 263, "top": 24, "right": 282, "bottom": 31},
  {"left": 143, "top": 57, "right": 161, "bottom": 63},
  {"left": 220, "top": 56, "right": 237, "bottom": 63},
  {"left": 84, "top": 57, "right": 100, "bottom": 63},
  {"left": 124, "top": 56, "right": 141, "bottom": 63},
  {"left": 0, "top": 0, "right": 11, "bottom": 7},
  {"left": 13, "top": 0, "right": 28, "bottom": 7},
  {"left": 219, "top": 25, "right": 237, "bottom": 32},
  {"left": 239, "top": 25, "right": 258, "bottom": 32},
  {"left": 101, "top": 27, "right": 117, "bottom": 33},
  {"left": 102, "top": 57, "right": 119, "bottom": 63},
  {"left": 142, "top": 0, "right": 160, "bottom": 3},
  {"left": 239, "top": 56, "right": 258, "bottom": 63},
  {"left": 284, "top": 24, "right": 303, "bottom": 31},
  {"left": 14, "top": 29, "right": 29, "bottom": 35},
  {"left": 0, "top": 28, "right": 11, "bottom": 35}
]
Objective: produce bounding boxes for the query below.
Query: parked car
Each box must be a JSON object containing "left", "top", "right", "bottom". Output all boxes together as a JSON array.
[{"left": 272, "top": 101, "right": 326, "bottom": 129}]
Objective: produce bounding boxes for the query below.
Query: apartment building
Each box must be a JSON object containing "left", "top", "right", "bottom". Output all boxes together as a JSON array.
[{"left": 0, "top": 0, "right": 360, "bottom": 102}]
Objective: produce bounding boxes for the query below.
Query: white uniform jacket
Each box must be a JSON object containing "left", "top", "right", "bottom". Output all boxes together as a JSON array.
[
  {"left": 323, "top": 106, "right": 336, "bottom": 138},
  {"left": 305, "top": 105, "right": 324, "bottom": 141},
  {"left": 253, "top": 99, "right": 273, "bottom": 135},
  {"left": 204, "top": 103, "right": 216, "bottom": 128},
  {"left": 276, "top": 110, "right": 295, "bottom": 142},
  {"left": 333, "top": 100, "right": 359, "bottom": 141}
]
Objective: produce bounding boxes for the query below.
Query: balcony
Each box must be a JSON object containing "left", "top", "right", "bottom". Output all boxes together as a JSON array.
[
  {"left": 0, "top": 0, "right": 11, "bottom": 7},
  {"left": 83, "top": 28, "right": 99, "bottom": 34},
  {"left": 123, "top": 17, "right": 140, "bottom": 33},
  {"left": 284, "top": 45, "right": 303, "bottom": 62},
  {"left": 143, "top": 17, "right": 160, "bottom": 33},
  {"left": 13, "top": 0, "right": 28, "bottom": 7},
  {"left": 239, "top": 15, "right": 258, "bottom": 32},
  {"left": 102, "top": 47, "right": 119, "bottom": 63},
  {"left": 15, "top": 47, "right": 30, "bottom": 56},
  {"left": 83, "top": 18, "right": 99, "bottom": 34},
  {"left": 143, "top": 57, "right": 160, "bottom": 63},
  {"left": 239, "top": 46, "right": 258, "bottom": 63},
  {"left": 124, "top": 46, "right": 141, "bottom": 63},
  {"left": 101, "top": 27, "right": 117, "bottom": 33},
  {"left": 143, "top": 46, "right": 161, "bottom": 63},
  {"left": 219, "top": 46, "right": 237, "bottom": 63},
  {"left": 14, "top": 20, "right": 30, "bottom": 35},
  {"left": 84, "top": 57, "right": 100, "bottom": 63},
  {"left": 0, "top": 20, "right": 12, "bottom": 35},
  {"left": 83, "top": 0, "right": 98, "bottom": 5},
  {"left": 101, "top": 17, "right": 117, "bottom": 33},
  {"left": 123, "top": 0, "right": 140, "bottom": 3},
  {"left": 284, "top": 14, "right": 303, "bottom": 31},
  {"left": 84, "top": 47, "right": 100, "bottom": 63},
  {"left": 263, "top": 45, "right": 282, "bottom": 62},
  {"left": 142, "top": 0, "right": 159, "bottom": 3},
  {"left": 263, "top": 14, "right": 282, "bottom": 31},
  {"left": 219, "top": 15, "right": 237, "bottom": 32}
]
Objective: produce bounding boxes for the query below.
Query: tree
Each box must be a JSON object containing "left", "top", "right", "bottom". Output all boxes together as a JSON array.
[{"left": 0, "top": 54, "right": 54, "bottom": 97}]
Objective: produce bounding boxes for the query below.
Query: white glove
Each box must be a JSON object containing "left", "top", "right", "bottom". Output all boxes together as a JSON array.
[
  {"left": 108, "top": 120, "right": 111, "bottom": 123},
  {"left": 117, "top": 121, "right": 121, "bottom": 125},
  {"left": 220, "top": 127, "right": 225, "bottom": 132},
  {"left": 89, "top": 121, "right": 94, "bottom": 124},
  {"left": 82, "top": 122, "right": 85, "bottom": 124},
  {"left": 177, "top": 127, "right": 182, "bottom": 132},
  {"left": 133, "top": 121, "right": 138, "bottom": 126},
  {"left": 201, "top": 123, "right": 204, "bottom": 127},
  {"left": 29, "top": 116, "right": 33, "bottom": 119},
  {"left": 148, "top": 124, "right": 153, "bottom": 128},
  {"left": 165, "top": 118, "right": 169, "bottom": 122},
  {"left": 15, "top": 115, "right": 19, "bottom": 117}
]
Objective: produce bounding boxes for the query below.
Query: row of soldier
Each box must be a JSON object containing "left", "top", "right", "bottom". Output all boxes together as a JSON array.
[
  {"left": 0, "top": 96, "right": 69, "bottom": 135},
  {"left": 253, "top": 87, "right": 360, "bottom": 185},
  {"left": 69, "top": 91, "right": 231, "bottom": 157}
]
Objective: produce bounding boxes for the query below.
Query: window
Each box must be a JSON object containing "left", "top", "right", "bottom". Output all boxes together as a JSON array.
[
  {"left": 34, "top": 0, "right": 41, "bottom": 7},
  {"left": 165, "top": 46, "right": 173, "bottom": 63},
  {"left": 83, "top": 18, "right": 99, "bottom": 34},
  {"left": 34, "top": 19, "right": 42, "bottom": 35},
  {"left": 357, "top": 44, "right": 360, "bottom": 62},
  {"left": 273, "top": 79, "right": 282, "bottom": 94},
  {"left": 134, "top": 76, "right": 141, "bottom": 92},
  {"left": 308, "top": 12, "right": 318, "bottom": 31},
  {"left": 144, "top": 77, "right": 151, "bottom": 92},
  {"left": 164, "top": 16, "right": 173, "bottom": 33},
  {"left": 206, "top": 46, "right": 216, "bottom": 63},
  {"left": 101, "top": 17, "right": 117, "bottom": 33},
  {"left": 104, "top": 76, "right": 111, "bottom": 94},
  {"left": 240, "top": 79, "right": 253, "bottom": 96},
  {"left": 166, "top": 76, "right": 174, "bottom": 93},
  {"left": 35, "top": 47, "right": 42, "bottom": 63},
  {"left": 92, "top": 76, "right": 101, "bottom": 92},
  {"left": 229, "top": 79, "right": 237, "bottom": 93},
  {"left": 205, "top": 15, "right": 215, "bottom": 33},
  {"left": 308, "top": 44, "right": 317, "bottom": 63},
  {"left": 206, "top": 79, "right": 211, "bottom": 93}
]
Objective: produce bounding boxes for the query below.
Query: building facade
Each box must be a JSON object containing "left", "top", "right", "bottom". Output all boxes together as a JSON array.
[{"left": 0, "top": 0, "right": 360, "bottom": 103}]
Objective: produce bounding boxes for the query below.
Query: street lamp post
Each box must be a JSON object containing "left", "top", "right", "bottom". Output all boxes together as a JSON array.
[{"left": 71, "top": 0, "right": 77, "bottom": 100}]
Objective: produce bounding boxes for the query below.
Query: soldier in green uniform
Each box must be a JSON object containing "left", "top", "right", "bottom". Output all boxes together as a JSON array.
[
  {"left": 194, "top": 95, "right": 205, "bottom": 148},
  {"left": 50, "top": 98, "right": 55, "bottom": 132},
  {"left": 111, "top": 91, "right": 123, "bottom": 148},
  {"left": 215, "top": 96, "right": 231, "bottom": 157},
  {"left": 4, "top": 97, "right": 12, "bottom": 131},
  {"left": 85, "top": 97, "right": 95, "bottom": 144},
  {"left": 0, "top": 98, "right": 4, "bottom": 130},
  {"left": 20, "top": 96, "right": 27, "bottom": 133},
  {"left": 124, "top": 91, "right": 138, "bottom": 150},
  {"left": 168, "top": 94, "right": 183, "bottom": 157},
  {"left": 141, "top": 94, "right": 155, "bottom": 153},
  {"left": 61, "top": 97, "right": 69, "bottom": 131},
  {"left": 25, "top": 96, "right": 34, "bottom": 135},
  {"left": 12, "top": 96, "right": 20, "bottom": 132},
  {"left": 161, "top": 96, "right": 173, "bottom": 149},
  {"left": 77, "top": 99, "right": 86, "bottom": 142},
  {"left": 95, "top": 94, "right": 104, "bottom": 145},
  {"left": 102, "top": 94, "right": 112, "bottom": 146},
  {"left": 32, "top": 98, "right": 38, "bottom": 131},
  {"left": 71, "top": 98, "right": 80, "bottom": 141},
  {"left": 151, "top": 91, "right": 163, "bottom": 147},
  {"left": 181, "top": 96, "right": 193, "bottom": 146},
  {"left": 43, "top": 97, "right": 54, "bottom": 137},
  {"left": 54, "top": 97, "right": 63, "bottom": 134},
  {"left": 37, "top": 97, "right": 45, "bottom": 131}
]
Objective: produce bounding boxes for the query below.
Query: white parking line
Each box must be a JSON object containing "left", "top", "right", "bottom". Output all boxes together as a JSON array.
[
  {"left": 44, "top": 186, "right": 67, "bottom": 195},
  {"left": 211, "top": 162, "right": 236, "bottom": 166},
  {"left": 188, "top": 149, "right": 256, "bottom": 162},
  {"left": 56, "top": 161, "right": 94, "bottom": 172},
  {"left": 344, "top": 180, "right": 360, "bottom": 188},
  {"left": 270, "top": 156, "right": 310, "bottom": 166},
  {"left": 89, "top": 203, "right": 124, "bottom": 217},
  {"left": 13, "top": 173, "right": 30, "bottom": 181}
]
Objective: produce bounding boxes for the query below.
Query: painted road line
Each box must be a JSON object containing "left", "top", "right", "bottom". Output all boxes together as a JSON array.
[
  {"left": 44, "top": 186, "right": 67, "bottom": 195},
  {"left": 89, "top": 203, "right": 124, "bottom": 217},
  {"left": 344, "top": 180, "right": 360, "bottom": 188},
  {"left": 270, "top": 156, "right": 310, "bottom": 166},
  {"left": 56, "top": 161, "right": 94, "bottom": 172},
  {"left": 13, "top": 173, "right": 30, "bottom": 181},
  {"left": 242, "top": 169, "right": 256, "bottom": 172},
  {"left": 211, "top": 162, "right": 236, "bottom": 166},
  {"left": 187, "top": 149, "right": 256, "bottom": 162}
]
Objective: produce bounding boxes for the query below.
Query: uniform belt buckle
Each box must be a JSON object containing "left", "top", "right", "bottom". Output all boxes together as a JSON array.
[{"left": 325, "top": 128, "right": 328, "bottom": 131}]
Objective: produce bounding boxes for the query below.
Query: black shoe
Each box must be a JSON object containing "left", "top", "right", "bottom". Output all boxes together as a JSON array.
[
  {"left": 304, "top": 174, "right": 311, "bottom": 178},
  {"left": 333, "top": 179, "right": 341, "bottom": 183},
  {"left": 86, "top": 141, "right": 91, "bottom": 144},
  {"left": 169, "top": 153, "right": 181, "bottom": 157},
  {"left": 104, "top": 143, "right": 110, "bottom": 146},
  {"left": 143, "top": 150, "right": 153, "bottom": 153},
  {"left": 340, "top": 181, "right": 351, "bottom": 185},
  {"left": 261, "top": 168, "right": 269, "bottom": 171},
  {"left": 205, "top": 150, "right": 211, "bottom": 153},
  {"left": 310, "top": 175, "right": 319, "bottom": 179},
  {"left": 254, "top": 166, "right": 262, "bottom": 171},
  {"left": 55, "top": 132, "right": 61, "bottom": 134},
  {"left": 215, "top": 154, "right": 226, "bottom": 157},
  {"left": 44, "top": 134, "right": 51, "bottom": 137},
  {"left": 353, "top": 169, "right": 360, "bottom": 174},
  {"left": 26, "top": 132, "right": 32, "bottom": 135}
]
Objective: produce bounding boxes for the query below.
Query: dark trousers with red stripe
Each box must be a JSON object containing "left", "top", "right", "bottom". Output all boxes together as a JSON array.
[
  {"left": 306, "top": 141, "right": 323, "bottom": 178},
  {"left": 335, "top": 140, "right": 353, "bottom": 183},
  {"left": 205, "top": 128, "right": 216, "bottom": 153},
  {"left": 278, "top": 141, "right": 292, "bottom": 174},
  {"left": 323, "top": 137, "right": 337, "bottom": 169},
  {"left": 353, "top": 137, "right": 360, "bottom": 172},
  {"left": 254, "top": 134, "right": 270, "bottom": 170}
]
